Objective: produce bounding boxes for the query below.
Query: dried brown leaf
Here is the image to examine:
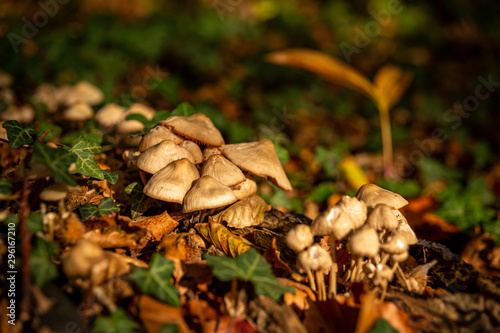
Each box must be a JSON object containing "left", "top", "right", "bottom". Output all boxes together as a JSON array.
[
  {"left": 135, "top": 295, "right": 191, "bottom": 333},
  {"left": 129, "top": 211, "right": 179, "bottom": 242}
]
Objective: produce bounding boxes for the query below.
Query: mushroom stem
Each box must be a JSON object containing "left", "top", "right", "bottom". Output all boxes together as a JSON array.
[
  {"left": 316, "top": 270, "right": 326, "bottom": 302},
  {"left": 354, "top": 256, "right": 363, "bottom": 282},
  {"left": 198, "top": 209, "right": 207, "bottom": 223},
  {"left": 139, "top": 170, "right": 148, "bottom": 185},
  {"left": 328, "top": 239, "right": 337, "bottom": 298},
  {"left": 394, "top": 263, "right": 410, "bottom": 291},
  {"left": 380, "top": 281, "right": 388, "bottom": 301},
  {"left": 307, "top": 271, "right": 316, "bottom": 291}
]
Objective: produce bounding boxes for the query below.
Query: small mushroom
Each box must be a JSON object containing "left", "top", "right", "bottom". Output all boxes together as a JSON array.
[
  {"left": 394, "top": 220, "right": 418, "bottom": 245},
  {"left": 143, "top": 158, "right": 200, "bottom": 204},
  {"left": 366, "top": 203, "right": 400, "bottom": 238},
  {"left": 64, "top": 81, "right": 104, "bottom": 106},
  {"left": 311, "top": 205, "right": 355, "bottom": 297},
  {"left": 286, "top": 224, "right": 314, "bottom": 253},
  {"left": 40, "top": 182, "right": 81, "bottom": 213},
  {"left": 230, "top": 177, "right": 258, "bottom": 200},
  {"left": 297, "top": 244, "right": 333, "bottom": 301},
  {"left": 355, "top": 183, "right": 409, "bottom": 209},
  {"left": 95, "top": 103, "right": 126, "bottom": 130},
  {"left": 136, "top": 140, "right": 195, "bottom": 175},
  {"left": 160, "top": 113, "right": 225, "bottom": 147},
  {"left": 183, "top": 175, "right": 237, "bottom": 222},
  {"left": 122, "top": 149, "right": 141, "bottom": 169},
  {"left": 201, "top": 154, "right": 246, "bottom": 187},
  {"left": 116, "top": 103, "right": 156, "bottom": 135},
  {"left": 1, "top": 105, "right": 35, "bottom": 123},
  {"left": 139, "top": 126, "right": 184, "bottom": 152},
  {"left": 180, "top": 140, "right": 203, "bottom": 164},
  {"left": 336, "top": 195, "right": 367, "bottom": 230},
  {"left": 348, "top": 225, "right": 380, "bottom": 282},
  {"left": 220, "top": 139, "right": 292, "bottom": 191},
  {"left": 213, "top": 195, "right": 271, "bottom": 228},
  {"left": 63, "top": 102, "right": 94, "bottom": 122}
]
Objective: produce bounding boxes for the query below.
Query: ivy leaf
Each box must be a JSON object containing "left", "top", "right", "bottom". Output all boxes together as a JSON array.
[
  {"left": 125, "top": 113, "right": 149, "bottom": 125},
  {"left": 131, "top": 253, "right": 180, "bottom": 306},
  {"left": 33, "top": 142, "right": 77, "bottom": 186},
  {"left": 69, "top": 136, "right": 105, "bottom": 180},
  {"left": 79, "top": 197, "right": 120, "bottom": 221},
  {"left": 30, "top": 237, "right": 58, "bottom": 287},
  {"left": 125, "top": 181, "right": 159, "bottom": 219},
  {"left": 27, "top": 213, "right": 43, "bottom": 233},
  {"left": 92, "top": 308, "right": 139, "bottom": 333},
  {"left": 170, "top": 102, "right": 197, "bottom": 117},
  {"left": 38, "top": 121, "right": 62, "bottom": 142},
  {"left": 0, "top": 178, "right": 12, "bottom": 196},
  {"left": 2, "top": 120, "right": 36, "bottom": 149},
  {"left": 102, "top": 169, "right": 119, "bottom": 184},
  {"left": 205, "top": 248, "right": 294, "bottom": 301},
  {"left": 368, "top": 318, "right": 398, "bottom": 333}
]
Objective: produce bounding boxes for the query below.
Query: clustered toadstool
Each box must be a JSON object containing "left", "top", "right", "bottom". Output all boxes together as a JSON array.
[
  {"left": 286, "top": 183, "right": 418, "bottom": 301},
  {"left": 124, "top": 113, "right": 292, "bottom": 224}
]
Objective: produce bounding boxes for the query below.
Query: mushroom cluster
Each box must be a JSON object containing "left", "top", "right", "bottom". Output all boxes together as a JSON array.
[
  {"left": 124, "top": 113, "right": 292, "bottom": 224},
  {"left": 286, "top": 184, "right": 418, "bottom": 301}
]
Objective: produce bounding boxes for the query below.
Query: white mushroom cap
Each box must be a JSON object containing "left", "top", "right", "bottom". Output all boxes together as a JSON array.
[
  {"left": 201, "top": 154, "right": 246, "bottom": 187},
  {"left": 230, "top": 177, "right": 258, "bottom": 201},
  {"left": 63, "top": 102, "right": 94, "bottom": 121},
  {"left": 311, "top": 205, "right": 355, "bottom": 240},
  {"left": 136, "top": 140, "right": 195, "bottom": 174},
  {"left": 366, "top": 204, "right": 400, "bottom": 232},
  {"left": 139, "top": 126, "right": 184, "bottom": 152},
  {"left": 40, "top": 182, "right": 81, "bottom": 202},
  {"left": 122, "top": 149, "right": 141, "bottom": 169},
  {"left": 286, "top": 224, "right": 314, "bottom": 253},
  {"left": 183, "top": 176, "right": 237, "bottom": 213},
  {"left": 380, "top": 233, "right": 408, "bottom": 254},
  {"left": 180, "top": 140, "right": 203, "bottom": 164},
  {"left": 394, "top": 220, "right": 418, "bottom": 245},
  {"left": 355, "top": 183, "right": 409, "bottom": 209},
  {"left": 336, "top": 195, "right": 367, "bottom": 230},
  {"left": 95, "top": 103, "right": 126, "bottom": 130},
  {"left": 203, "top": 147, "right": 222, "bottom": 161},
  {"left": 349, "top": 225, "right": 380, "bottom": 258},
  {"left": 143, "top": 158, "right": 200, "bottom": 204},
  {"left": 65, "top": 81, "right": 104, "bottom": 106},
  {"left": 297, "top": 244, "right": 333, "bottom": 272},
  {"left": 160, "top": 113, "right": 225, "bottom": 147}
]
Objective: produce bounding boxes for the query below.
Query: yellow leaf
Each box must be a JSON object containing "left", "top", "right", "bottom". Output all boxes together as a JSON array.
[
  {"left": 338, "top": 155, "right": 369, "bottom": 191},
  {"left": 195, "top": 222, "right": 252, "bottom": 257},
  {"left": 373, "top": 65, "right": 413, "bottom": 111},
  {"left": 267, "top": 48, "right": 376, "bottom": 101}
]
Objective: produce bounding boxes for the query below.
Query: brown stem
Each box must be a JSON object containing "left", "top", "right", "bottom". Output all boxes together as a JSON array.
[{"left": 379, "top": 106, "right": 394, "bottom": 179}]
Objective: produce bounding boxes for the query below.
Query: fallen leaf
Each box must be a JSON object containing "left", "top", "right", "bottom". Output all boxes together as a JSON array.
[
  {"left": 129, "top": 211, "right": 179, "bottom": 242},
  {"left": 82, "top": 229, "right": 142, "bottom": 250},
  {"left": 135, "top": 295, "right": 190, "bottom": 333},
  {"left": 195, "top": 222, "right": 252, "bottom": 258},
  {"left": 373, "top": 65, "right": 413, "bottom": 112}
]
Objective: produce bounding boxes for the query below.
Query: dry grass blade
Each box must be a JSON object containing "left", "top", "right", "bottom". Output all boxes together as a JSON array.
[{"left": 373, "top": 65, "right": 413, "bottom": 111}]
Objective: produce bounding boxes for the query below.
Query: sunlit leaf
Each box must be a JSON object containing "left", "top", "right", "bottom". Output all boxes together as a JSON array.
[
  {"left": 33, "top": 142, "right": 77, "bottom": 186},
  {"left": 30, "top": 237, "right": 58, "bottom": 287},
  {"left": 131, "top": 253, "right": 180, "bottom": 307},
  {"left": 92, "top": 308, "right": 139, "bottom": 333},
  {"left": 69, "top": 136, "right": 105, "bottom": 180},
  {"left": 267, "top": 49, "right": 375, "bottom": 101},
  {"left": 373, "top": 65, "right": 413, "bottom": 112},
  {"left": 195, "top": 222, "right": 252, "bottom": 257},
  {"left": 2, "top": 120, "right": 36, "bottom": 149}
]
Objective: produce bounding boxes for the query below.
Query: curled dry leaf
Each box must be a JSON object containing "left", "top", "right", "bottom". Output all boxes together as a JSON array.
[
  {"left": 212, "top": 195, "right": 271, "bottom": 228},
  {"left": 129, "top": 211, "right": 179, "bottom": 242},
  {"left": 54, "top": 212, "right": 86, "bottom": 245},
  {"left": 82, "top": 229, "right": 147, "bottom": 250},
  {"left": 134, "top": 295, "right": 191, "bottom": 333},
  {"left": 157, "top": 232, "right": 206, "bottom": 261},
  {"left": 195, "top": 222, "right": 252, "bottom": 258},
  {"left": 373, "top": 65, "right": 413, "bottom": 112}
]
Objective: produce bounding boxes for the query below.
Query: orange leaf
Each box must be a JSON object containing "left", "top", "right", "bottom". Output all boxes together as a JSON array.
[
  {"left": 373, "top": 65, "right": 413, "bottom": 111},
  {"left": 135, "top": 295, "right": 191, "bottom": 333},
  {"left": 130, "top": 211, "right": 179, "bottom": 242},
  {"left": 195, "top": 222, "right": 252, "bottom": 257},
  {"left": 267, "top": 49, "right": 376, "bottom": 101}
]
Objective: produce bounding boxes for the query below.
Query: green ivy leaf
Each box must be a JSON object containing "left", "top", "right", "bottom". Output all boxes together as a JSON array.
[
  {"left": 79, "top": 197, "right": 120, "bottom": 221},
  {"left": 92, "top": 308, "right": 139, "bottom": 333},
  {"left": 125, "top": 113, "right": 149, "bottom": 125},
  {"left": 0, "top": 178, "right": 12, "bottom": 196},
  {"left": 170, "top": 102, "right": 197, "bottom": 117},
  {"left": 70, "top": 136, "right": 105, "bottom": 180},
  {"left": 30, "top": 237, "right": 58, "bottom": 287},
  {"left": 38, "top": 121, "right": 62, "bottom": 142},
  {"left": 131, "top": 253, "right": 180, "bottom": 306},
  {"left": 205, "top": 248, "right": 294, "bottom": 301},
  {"left": 151, "top": 110, "right": 170, "bottom": 124},
  {"left": 368, "top": 318, "right": 398, "bottom": 333},
  {"left": 27, "top": 213, "right": 43, "bottom": 233},
  {"left": 2, "top": 120, "right": 36, "bottom": 149},
  {"left": 102, "top": 169, "right": 119, "bottom": 184},
  {"left": 33, "top": 142, "right": 77, "bottom": 186},
  {"left": 307, "top": 182, "right": 336, "bottom": 203}
]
